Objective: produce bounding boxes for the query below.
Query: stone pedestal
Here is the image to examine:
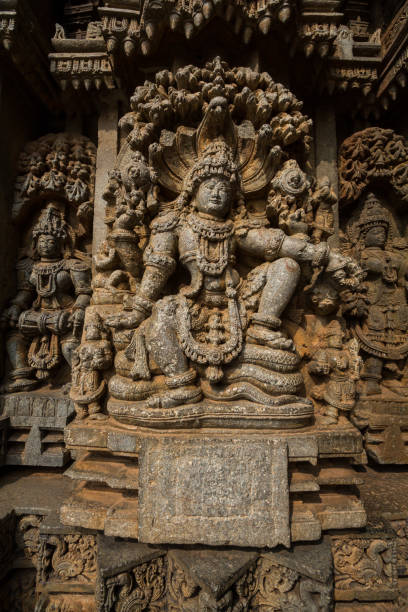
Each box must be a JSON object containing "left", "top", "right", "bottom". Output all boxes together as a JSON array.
[
  {"left": 61, "top": 416, "right": 367, "bottom": 545},
  {"left": 0, "top": 392, "right": 74, "bottom": 467},
  {"left": 95, "top": 536, "right": 333, "bottom": 611}
]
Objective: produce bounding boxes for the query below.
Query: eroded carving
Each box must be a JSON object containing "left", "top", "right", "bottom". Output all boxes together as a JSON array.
[
  {"left": 96, "top": 545, "right": 333, "bottom": 611},
  {"left": 103, "top": 557, "right": 166, "bottom": 611},
  {"left": 86, "top": 58, "right": 362, "bottom": 429},
  {"left": 38, "top": 534, "right": 97, "bottom": 586},
  {"left": 332, "top": 535, "right": 398, "bottom": 601},
  {"left": 1, "top": 204, "right": 91, "bottom": 392},
  {"left": 1, "top": 133, "right": 95, "bottom": 395},
  {"left": 15, "top": 514, "right": 43, "bottom": 569},
  {"left": 339, "top": 127, "right": 408, "bottom": 462},
  {"left": 308, "top": 320, "right": 360, "bottom": 425},
  {"left": 244, "top": 555, "right": 332, "bottom": 611},
  {"left": 70, "top": 312, "right": 113, "bottom": 420}
]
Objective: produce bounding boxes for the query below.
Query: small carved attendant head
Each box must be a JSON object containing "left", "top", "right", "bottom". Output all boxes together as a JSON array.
[
  {"left": 309, "top": 281, "right": 340, "bottom": 316},
  {"left": 84, "top": 312, "right": 104, "bottom": 341},
  {"left": 323, "top": 320, "right": 344, "bottom": 349},
  {"left": 32, "top": 203, "right": 69, "bottom": 260}
]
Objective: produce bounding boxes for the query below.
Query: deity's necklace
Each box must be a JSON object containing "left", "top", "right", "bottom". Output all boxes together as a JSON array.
[{"left": 187, "top": 213, "right": 234, "bottom": 275}]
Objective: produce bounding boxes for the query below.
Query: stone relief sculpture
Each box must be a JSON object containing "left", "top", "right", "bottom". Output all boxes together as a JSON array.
[
  {"left": 339, "top": 127, "right": 408, "bottom": 462},
  {"left": 1, "top": 134, "right": 95, "bottom": 393},
  {"left": 308, "top": 320, "right": 360, "bottom": 425},
  {"left": 70, "top": 312, "right": 113, "bottom": 420},
  {"left": 0, "top": 133, "right": 95, "bottom": 466},
  {"left": 345, "top": 193, "right": 408, "bottom": 398},
  {"left": 1, "top": 203, "right": 91, "bottom": 393},
  {"left": 86, "top": 58, "right": 362, "bottom": 429},
  {"left": 3, "top": 2, "right": 408, "bottom": 609}
]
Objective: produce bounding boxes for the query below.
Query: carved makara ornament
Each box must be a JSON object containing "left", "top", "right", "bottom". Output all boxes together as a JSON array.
[{"left": 95, "top": 58, "right": 361, "bottom": 427}]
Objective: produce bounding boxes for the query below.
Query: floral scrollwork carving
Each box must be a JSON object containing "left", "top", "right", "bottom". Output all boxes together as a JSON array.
[
  {"left": 15, "top": 514, "right": 43, "bottom": 569},
  {"left": 103, "top": 557, "right": 167, "bottom": 612},
  {"left": 332, "top": 536, "right": 397, "bottom": 598},
  {"left": 39, "top": 534, "right": 97, "bottom": 585},
  {"left": 339, "top": 127, "right": 408, "bottom": 204}
]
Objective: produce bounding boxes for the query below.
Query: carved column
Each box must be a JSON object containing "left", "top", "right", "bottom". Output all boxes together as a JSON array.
[
  {"left": 315, "top": 103, "right": 339, "bottom": 243},
  {"left": 93, "top": 96, "right": 119, "bottom": 257}
]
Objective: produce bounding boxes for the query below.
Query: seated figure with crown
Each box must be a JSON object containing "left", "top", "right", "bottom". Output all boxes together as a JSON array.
[
  {"left": 104, "top": 97, "right": 358, "bottom": 428},
  {"left": 1, "top": 203, "right": 91, "bottom": 392}
]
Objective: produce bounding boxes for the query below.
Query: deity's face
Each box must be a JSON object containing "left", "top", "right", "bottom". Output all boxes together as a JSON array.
[
  {"left": 37, "top": 234, "right": 60, "bottom": 259},
  {"left": 327, "top": 332, "right": 344, "bottom": 349},
  {"left": 364, "top": 225, "right": 386, "bottom": 248},
  {"left": 195, "top": 177, "right": 232, "bottom": 219}
]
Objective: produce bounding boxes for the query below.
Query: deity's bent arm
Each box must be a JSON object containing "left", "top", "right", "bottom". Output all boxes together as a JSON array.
[
  {"left": 69, "top": 260, "right": 92, "bottom": 311},
  {"left": 1, "top": 259, "right": 34, "bottom": 327},
  {"left": 360, "top": 251, "right": 385, "bottom": 275},
  {"left": 237, "top": 227, "right": 329, "bottom": 267},
  {"left": 135, "top": 228, "right": 177, "bottom": 302},
  {"left": 105, "top": 224, "right": 178, "bottom": 330}
]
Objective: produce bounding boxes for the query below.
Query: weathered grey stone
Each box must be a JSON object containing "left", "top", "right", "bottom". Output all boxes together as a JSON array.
[
  {"left": 138, "top": 436, "right": 290, "bottom": 547},
  {"left": 168, "top": 549, "right": 258, "bottom": 601},
  {"left": 0, "top": 393, "right": 74, "bottom": 466},
  {"left": 97, "top": 536, "right": 162, "bottom": 578},
  {"left": 1, "top": 393, "right": 74, "bottom": 429}
]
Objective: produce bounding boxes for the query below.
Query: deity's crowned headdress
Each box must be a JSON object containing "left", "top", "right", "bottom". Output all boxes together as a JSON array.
[
  {"left": 32, "top": 203, "right": 68, "bottom": 241},
  {"left": 357, "top": 193, "right": 389, "bottom": 235}
]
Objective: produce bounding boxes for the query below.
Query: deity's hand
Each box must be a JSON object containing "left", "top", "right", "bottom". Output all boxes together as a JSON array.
[
  {"left": 286, "top": 210, "right": 308, "bottom": 236},
  {"left": 71, "top": 309, "right": 85, "bottom": 338},
  {"left": 0, "top": 304, "right": 21, "bottom": 329},
  {"left": 71, "top": 308, "right": 85, "bottom": 326},
  {"left": 340, "top": 289, "right": 368, "bottom": 318},
  {"left": 105, "top": 311, "right": 145, "bottom": 330}
]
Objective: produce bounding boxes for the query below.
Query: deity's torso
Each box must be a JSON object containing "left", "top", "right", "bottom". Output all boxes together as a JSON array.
[
  {"left": 29, "top": 259, "right": 90, "bottom": 311},
  {"left": 360, "top": 247, "right": 408, "bottom": 336},
  {"left": 354, "top": 246, "right": 408, "bottom": 358},
  {"left": 149, "top": 210, "right": 284, "bottom": 307}
]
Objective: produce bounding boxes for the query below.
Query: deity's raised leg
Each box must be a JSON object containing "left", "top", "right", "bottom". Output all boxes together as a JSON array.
[{"left": 247, "top": 257, "right": 300, "bottom": 350}]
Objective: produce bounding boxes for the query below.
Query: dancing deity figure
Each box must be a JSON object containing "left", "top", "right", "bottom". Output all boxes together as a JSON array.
[
  {"left": 349, "top": 193, "right": 408, "bottom": 396},
  {"left": 1, "top": 203, "right": 91, "bottom": 392},
  {"left": 106, "top": 142, "right": 352, "bottom": 417}
]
